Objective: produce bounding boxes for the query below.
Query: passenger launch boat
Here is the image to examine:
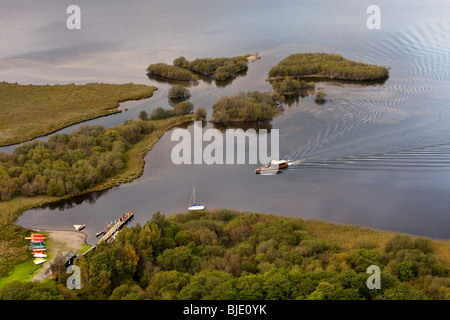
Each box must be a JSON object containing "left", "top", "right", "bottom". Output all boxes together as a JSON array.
[{"left": 255, "top": 160, "right": 289, "bottom": 174}]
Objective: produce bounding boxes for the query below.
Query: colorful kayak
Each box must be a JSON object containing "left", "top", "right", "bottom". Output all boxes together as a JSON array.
[
  {"left": 30, "top": 245, "right": 46, "bottom": 250},
  {"left": 33, "top": 253, "right": 47, "bottom": 258},
  {"left": 30, "top": 242, "right": 45, "bottom": 246},
  {"left": 33, "top": 258, "right": 46, "bottom": 265},
  {"left": 32, "top": 248, "right": 46, "bottom": 251}
]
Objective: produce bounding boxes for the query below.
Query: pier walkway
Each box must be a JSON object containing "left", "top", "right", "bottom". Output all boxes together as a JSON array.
[{"left": 78, "top": 211, "right": 134, "bottom": 258}]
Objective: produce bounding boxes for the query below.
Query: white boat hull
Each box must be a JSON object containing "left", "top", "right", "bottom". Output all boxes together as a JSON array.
[
  {"left": 33, "top": 253, "right": 47, "bottom": 258},
  {"left": 34, "top": 259, "right": 46, "bottom": 265},
  {"left": 188, "top": 205, "right": 205, "bottom": 211}
]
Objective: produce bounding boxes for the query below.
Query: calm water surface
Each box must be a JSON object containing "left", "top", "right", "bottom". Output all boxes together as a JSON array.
[{"left": 2, "top": 0, "right": 449, "bottom": 241}]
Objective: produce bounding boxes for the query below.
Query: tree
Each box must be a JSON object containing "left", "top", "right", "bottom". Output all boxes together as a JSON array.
[
  {"left": 168, "top": 85, "right": 191, "bottom": 99},
  {"left": 349, "top": 249, "right": 381, "bottom": 273},
  {"left": 173, "top": 101, "right": 194, "bottom": 116},
  {"left": 150, "top": 107, "right": 167, "bottom": 120},
  {"left": 398, "top": 261, "right": 415, "bottom": 282},
  {"left": 195, "top": 107, "right": 207, "bottom": 120},
  {"left": 314, "top": 89, "right": 327, "bottom": 102},
  {"left": 385, "top": 235, "right": 414, "bottom": 253},
  {"left": 138, "top": 110, "right": 148, "bottom": 121},
  {"left": 109, "top": 284, "right": 144, "bottom": 300}
]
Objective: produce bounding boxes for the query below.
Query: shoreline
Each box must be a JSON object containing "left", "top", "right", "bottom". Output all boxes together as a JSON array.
[
  {"left": 0, "top": 82, "right": 157, "bottom": 148},
  {"left": 31, "top": 228, "right": 89, "bottom": 250},
  {"left": 0, "top": 114, "right": 196, "bottom": 226}
]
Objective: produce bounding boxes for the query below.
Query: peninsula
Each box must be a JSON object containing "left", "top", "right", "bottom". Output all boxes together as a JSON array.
[{"left": 0, "top": 82, "right": 157, "bottom": 147}]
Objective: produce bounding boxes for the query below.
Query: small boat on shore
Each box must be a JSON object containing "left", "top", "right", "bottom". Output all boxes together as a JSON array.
[
  {"left": 255, "top": 160, "right": 289, "bottom": 174},
  {"left": 73, "top": 224, "right": 86, "bottom": 231},
  {"left": 30, "top": 242, "right": 45, "bottom": 246},
  {"left": 33, "top": 258, "right": 46, "bottom": 265},
  {"left": 33, "top": 253, "right": 47, "bottom": 258}
]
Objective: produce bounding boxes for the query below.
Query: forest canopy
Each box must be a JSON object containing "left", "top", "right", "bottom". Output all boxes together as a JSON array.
[
  {"left": 2, "top": 209, "right": 448, "bottom": 300},
  {"left": 0, "top": 120, "right": 156, "bottom": 201},
  {"left": 268, "top": 53, "right": 389, "bottom": 81}
]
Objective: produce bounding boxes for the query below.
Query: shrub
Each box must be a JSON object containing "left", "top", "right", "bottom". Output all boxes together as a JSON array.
[
  {"left": 150, "top": 107, "right": 167, "bottom": 120},
  {"left": 138, "top": 110, "right": 148, "bottom": 121},
  {"left": 195, "top": 107, "right": 207, "bottom": 120},
  {"left": 398, "top": 261, "right": 415, "bottom": 282},
  {"left": 314, "top": 89, "right": 327, "bottom": 102},
  {"left": 168, "top": 85, "right": 191, "bottom": 99},
  {"left": 173, "top": 101, "right": 194, "bottom": 116},
  {"left": 385, "top": 235, "right": 414, "bottom": 253},
  {"left": 350, "top": 249, "right": 382, "bottom": 273}
]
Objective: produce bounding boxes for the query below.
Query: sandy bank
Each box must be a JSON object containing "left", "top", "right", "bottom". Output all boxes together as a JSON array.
[{"left": 30, "top": 229, "right": 89, "bottom": 282}]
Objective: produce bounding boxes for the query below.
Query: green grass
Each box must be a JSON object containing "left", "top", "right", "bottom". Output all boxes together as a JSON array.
[
  {"left": 0, "top": 82, "right": 157, "bottom": 146},
  {"left": 0, "top": 260, "right": 38, "bottom": 287}
]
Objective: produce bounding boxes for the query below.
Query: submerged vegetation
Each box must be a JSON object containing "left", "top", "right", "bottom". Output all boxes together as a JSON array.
[
  {"left": 1, "top": 209, "right": 448, "bottom": 300},
  {"left": 211, "top": 91, "right": 281, "bottom": 123},
  {"left": 268, "top": 53, "right": 389, "bottom": 81},
  {"left": 0, "top": 82, "right": 157, "bottom": 147}
]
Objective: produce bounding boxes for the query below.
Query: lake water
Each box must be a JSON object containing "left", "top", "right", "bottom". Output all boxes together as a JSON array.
[{"left": 2, "top": 0, "right": 450, "bottom": 242}]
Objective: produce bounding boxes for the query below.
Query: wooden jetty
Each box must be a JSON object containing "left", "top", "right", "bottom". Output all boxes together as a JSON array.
[{"left": 78, "top": 211, "right": 134, "bottom": 258}]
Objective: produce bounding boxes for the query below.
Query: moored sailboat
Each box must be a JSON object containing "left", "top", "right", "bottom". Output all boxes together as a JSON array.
[{"left": 188, "top": 187, "right": 205, "bottom": 211}]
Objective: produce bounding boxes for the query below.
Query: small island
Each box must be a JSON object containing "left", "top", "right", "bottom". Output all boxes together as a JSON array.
[
  {"left": 173, "top": 55, "right": 249, "bottom": 81},
  {"left": 211, "top": 91, "right": 281, "bottom": 123},
  {"left": 268, "top": 53, "right": 389, "bottom": 81},
  {"left": 147, "top": 55, "right": 250, "bottom": 83}
]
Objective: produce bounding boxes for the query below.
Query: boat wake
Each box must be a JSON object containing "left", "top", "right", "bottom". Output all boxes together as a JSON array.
[{"left": 286, "top": 143, "right": 450, "bottom": 172}]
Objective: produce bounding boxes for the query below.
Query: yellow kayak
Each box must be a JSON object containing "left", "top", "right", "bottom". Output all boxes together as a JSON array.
[{"left": 33, "top": 258, "right": 46, "bottom": 265}]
